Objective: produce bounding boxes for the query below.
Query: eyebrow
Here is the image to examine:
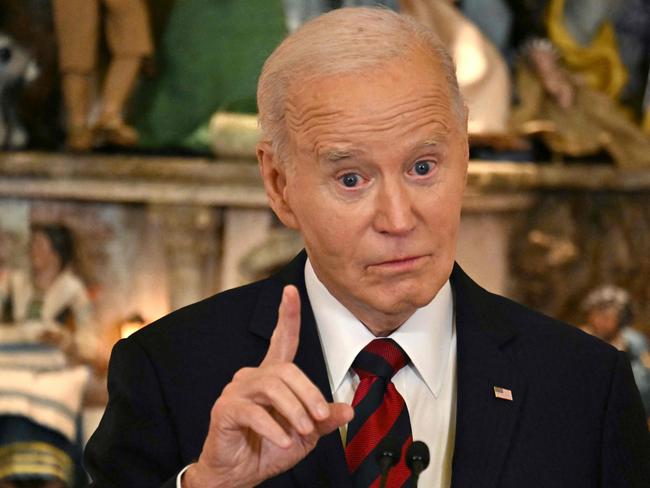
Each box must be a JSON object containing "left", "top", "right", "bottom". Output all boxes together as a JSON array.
[
  {"left": 319, "top": 148, "right": 360, "bottom": 163},
  {"left": 317, "top": 134, "right": 447, "bottom": 163},
  {"left": 328, "top": 150, "right": 352, "bottom": 161},
  {"left": 420, "top": 136, "right": 445, "bottom": 147}
]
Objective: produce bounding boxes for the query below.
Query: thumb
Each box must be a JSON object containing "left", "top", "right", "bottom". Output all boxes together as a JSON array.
[{"left": 262, "top": 285, "right": 301, "bottom": 365}]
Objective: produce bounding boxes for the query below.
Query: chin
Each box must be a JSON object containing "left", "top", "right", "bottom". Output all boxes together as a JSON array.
[{"left": 370, "top": 286, "right": 437, "bottom": 315}]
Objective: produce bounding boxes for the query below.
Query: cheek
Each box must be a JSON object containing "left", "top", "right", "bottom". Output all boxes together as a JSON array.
[
  {"left": 424, "top": 194, "right": 462, "bottom": 236},
  {"left": 301, "top": 210, "right": 359, "bottom": 254},
  {"left": 297, "top": 207, "right": 375, "bottom": 274},
  {"left": 290, "top": 180, "right": 368, "bottom": 240}
]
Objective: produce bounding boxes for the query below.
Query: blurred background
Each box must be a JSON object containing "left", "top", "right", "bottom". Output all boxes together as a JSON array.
[{"left": 0, "top": 1, "right": 649, "bottom": 486}]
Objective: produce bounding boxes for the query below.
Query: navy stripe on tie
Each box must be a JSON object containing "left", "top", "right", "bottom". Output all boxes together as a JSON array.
[
  {"left": 353, "top": 350, "right": 396, "bottom": 379},
  {"left": 346, "top": 377, "right": 386, "bottom": 441},
  {"left": 348, "top": 407, "right": 413, "bottom": 486}
]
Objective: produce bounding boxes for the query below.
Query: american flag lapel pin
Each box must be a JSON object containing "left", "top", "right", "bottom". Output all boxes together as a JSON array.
[{"left": 493, "top": 386, "right": 513, "bottom": 401}]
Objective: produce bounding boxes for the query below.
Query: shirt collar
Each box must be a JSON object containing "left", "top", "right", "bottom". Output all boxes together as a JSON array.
[{"left": 304, "top": 258, "right": 454, "bottom": 398}]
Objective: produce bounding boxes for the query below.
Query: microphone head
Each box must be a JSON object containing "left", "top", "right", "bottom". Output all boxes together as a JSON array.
[
  {"left": 375, "top": 437, "right": 400, "bottom": 468},
  {"left": 406, "top": 441, "right": 430, "bottom": 472}
]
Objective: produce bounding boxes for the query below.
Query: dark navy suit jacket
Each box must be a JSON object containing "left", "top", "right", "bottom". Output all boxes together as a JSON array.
[{"left": 84, "top": 252, "right": 650, "bottom": 487}]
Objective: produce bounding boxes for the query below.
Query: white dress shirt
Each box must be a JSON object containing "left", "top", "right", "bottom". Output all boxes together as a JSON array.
[
  {"left": 305, "top": 259, "right": 457, "bottom": 488},
  {"left": 179, "top": 260, "right": 457, "bottom": 488}
]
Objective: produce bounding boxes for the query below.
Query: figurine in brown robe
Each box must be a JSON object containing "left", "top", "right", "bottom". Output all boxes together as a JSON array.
[{"left": 52, "top": 0, "right": 153, "bottom": 151}]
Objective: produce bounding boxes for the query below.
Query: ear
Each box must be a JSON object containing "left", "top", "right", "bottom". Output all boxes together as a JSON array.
[
  {"left": 462, "top": 104, "right": 470, "bottom": 159},
  {"left": 257, "top": 141, "right": 300, "bottom": 229}
]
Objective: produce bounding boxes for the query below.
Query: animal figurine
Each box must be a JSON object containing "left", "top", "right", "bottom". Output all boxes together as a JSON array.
[{"left": 0, "top": 33, "right": 39, "bottom": 149}]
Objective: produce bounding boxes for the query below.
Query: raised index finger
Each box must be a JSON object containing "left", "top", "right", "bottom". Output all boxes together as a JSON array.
[{"left": 262, "top": 285, "right": 301, "bottom": 365}]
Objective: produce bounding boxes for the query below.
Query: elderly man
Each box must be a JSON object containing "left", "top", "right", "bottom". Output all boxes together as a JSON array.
[{"left": 84, "top": 7, "right": 650, "bottom": 488}]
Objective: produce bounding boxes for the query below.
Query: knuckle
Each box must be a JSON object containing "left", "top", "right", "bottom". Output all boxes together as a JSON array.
[
  {"left": 265, "top": 376, "right": 284, "bottom": 397},
  {"left": 276, "top": 362, "right": 295, "bottom": 377},
  {"left": 281, "top": 363, "right": 303, "bottom": 382},
  {"left": 220, "top": 382, "right": 236, "bottom": 398},
  {"left": 210, "top": 399, "right": 225, "bottom": 422},
  {"left": 236, "top": 402, "right": 254, "bottom": 418},
  {"left": 213, "top": 382, "right": 236, "bottom": 405},
  {"left": 211, "top": 381, "right": 243, "bottom": 417},
  {"left": 232, "top": 367, "right": 253, "bottom": 382}
]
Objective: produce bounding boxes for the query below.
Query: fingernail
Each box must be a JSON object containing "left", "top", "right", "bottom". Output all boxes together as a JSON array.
[
  {"left": 316, "top": 402, "right": 329, "bottom": 419},
  {"left": 280, "top": 435, "right": 292, "bottom": 448}
]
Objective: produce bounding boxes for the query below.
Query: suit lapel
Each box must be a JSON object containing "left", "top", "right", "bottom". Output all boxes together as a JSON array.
[
  {"left": 249, "top": 255, "right": 525, "bottom": 487},
  {"left": 450, "top": 265, "right": 527, "bottom": 488},
  {"left": 248, "top": 251, "right": 353, "bottom": 488}
]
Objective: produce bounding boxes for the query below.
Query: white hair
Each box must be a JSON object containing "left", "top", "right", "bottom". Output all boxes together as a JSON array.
[{"left": 257, "top": 6, "right": 464, "bottom": 160}]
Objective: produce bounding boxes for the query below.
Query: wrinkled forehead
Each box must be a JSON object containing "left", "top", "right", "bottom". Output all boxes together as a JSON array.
[
  {"left": 286, "top": 47, "right": 445, "bottom": 105},
  {"left": 283, "top": 54, "right": 460, "bottom": 153}
]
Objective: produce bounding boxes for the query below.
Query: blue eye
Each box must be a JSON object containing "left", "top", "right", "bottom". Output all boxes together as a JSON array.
[
  {"left": 340, "top": 173, "right": 360, "bottom": 188},
  {"left": 413, "top": 160, "right": 432, "bottom": 176}
]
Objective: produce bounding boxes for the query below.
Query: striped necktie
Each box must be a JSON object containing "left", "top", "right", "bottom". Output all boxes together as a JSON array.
[{"left": 345, "top": 339, "right": 413, "bottom": 487}]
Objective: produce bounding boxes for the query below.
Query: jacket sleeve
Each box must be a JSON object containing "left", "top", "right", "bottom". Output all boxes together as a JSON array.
[
  {"left": 600, "top": 350, "right": 650, "bottom": 487},
  {"left": 84, "top": 337, "right": 184, "bottom": 488}
]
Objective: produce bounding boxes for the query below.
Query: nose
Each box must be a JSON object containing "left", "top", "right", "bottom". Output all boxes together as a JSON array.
[{"left": 373, "top": 179, "right": 417, "bottom": 236}]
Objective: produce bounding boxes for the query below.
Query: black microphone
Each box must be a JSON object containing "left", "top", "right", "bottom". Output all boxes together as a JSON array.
[
  {"left": 375, "top": 437, "right": 400, "bottom": 488},
  {"left": 406, "top": 440, "right": 430, "bottom": 487}
]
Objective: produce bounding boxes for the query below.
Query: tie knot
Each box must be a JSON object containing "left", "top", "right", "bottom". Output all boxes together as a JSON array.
[{"left": 352, "top": 339, "right": 409, "bottom": 380}]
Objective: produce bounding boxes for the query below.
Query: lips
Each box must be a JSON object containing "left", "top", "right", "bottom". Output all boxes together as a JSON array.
[
  {"left": 377, "top": 256, "right": 421, "bottom": 265},
  {"left": 369, "top": 254, "right": 430, "bottom": 271}
]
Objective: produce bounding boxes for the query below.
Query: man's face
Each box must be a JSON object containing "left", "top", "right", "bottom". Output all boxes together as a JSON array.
[{"left": 262, "top": 51, "right": 468, "bottom": 333}]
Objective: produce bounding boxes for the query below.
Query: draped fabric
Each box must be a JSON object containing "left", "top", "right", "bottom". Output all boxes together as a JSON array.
[
  {"left": 0, "top": 340, "right": 89, "bottom": 485},
  {"left": 0, "top": 268, "right": 93, "bottom": 486}
]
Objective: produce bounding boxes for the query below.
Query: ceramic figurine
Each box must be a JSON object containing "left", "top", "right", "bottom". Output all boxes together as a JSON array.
[
  {"left": 52, "top": 0, "right": 153, "bottom": 151},
  {"left": 0, "top": 224, "right": 95, "bottom": 487},
  {"left": 0, "top": 33, "right": 38, "bottom": 149},
  {"left": 580, "top": 285, "right": 650, "bottom": 422}
]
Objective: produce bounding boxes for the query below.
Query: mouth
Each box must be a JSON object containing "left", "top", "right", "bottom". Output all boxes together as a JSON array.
[{"left": 369, "top": 254, "right": 430, "bottom": 272}]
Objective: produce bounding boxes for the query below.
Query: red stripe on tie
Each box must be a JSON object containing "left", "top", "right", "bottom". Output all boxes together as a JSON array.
[
  {"left": 369, "top": 475, "right": 381, "bottom": 488},
  {"left": 363, "top": 340, "right": 408, "bottom": 373},
  {"left": 365, "top": 437, "right": 413, "bottom": 488},
  {"left": 351, "top": 375, "right": 377, "bottom": 408},
  {"left": 345, "top": 382, "right": 404, "bottom": 472},
  {"left": 385, "top": 435, "right": 413, "bottom": 487}
]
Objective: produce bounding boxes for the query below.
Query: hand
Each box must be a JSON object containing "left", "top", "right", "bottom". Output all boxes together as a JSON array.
[
  {"left": 39, "top": 328, "right": 64, "bottom": 346},
  {"left": 183, "top": 285, "right": 354, "bottom": 488},
  {"left": 529, "top": 47, "right": 576, "bottom": 109},
  {"left": 38, "top": 327, "right": 77, "bottom": 358}
]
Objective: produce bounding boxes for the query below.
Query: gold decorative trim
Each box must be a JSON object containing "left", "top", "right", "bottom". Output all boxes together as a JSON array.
[
  {"left": 0, "top": 442, "right": 72, "bottom": 483},
  {"left": 547, "top": 0, "right": 627, "bottom": 98}
]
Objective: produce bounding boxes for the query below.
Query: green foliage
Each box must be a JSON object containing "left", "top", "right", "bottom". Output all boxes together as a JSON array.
[{"left": 132, "top": 0, "right": 287, "bottom": 149}]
